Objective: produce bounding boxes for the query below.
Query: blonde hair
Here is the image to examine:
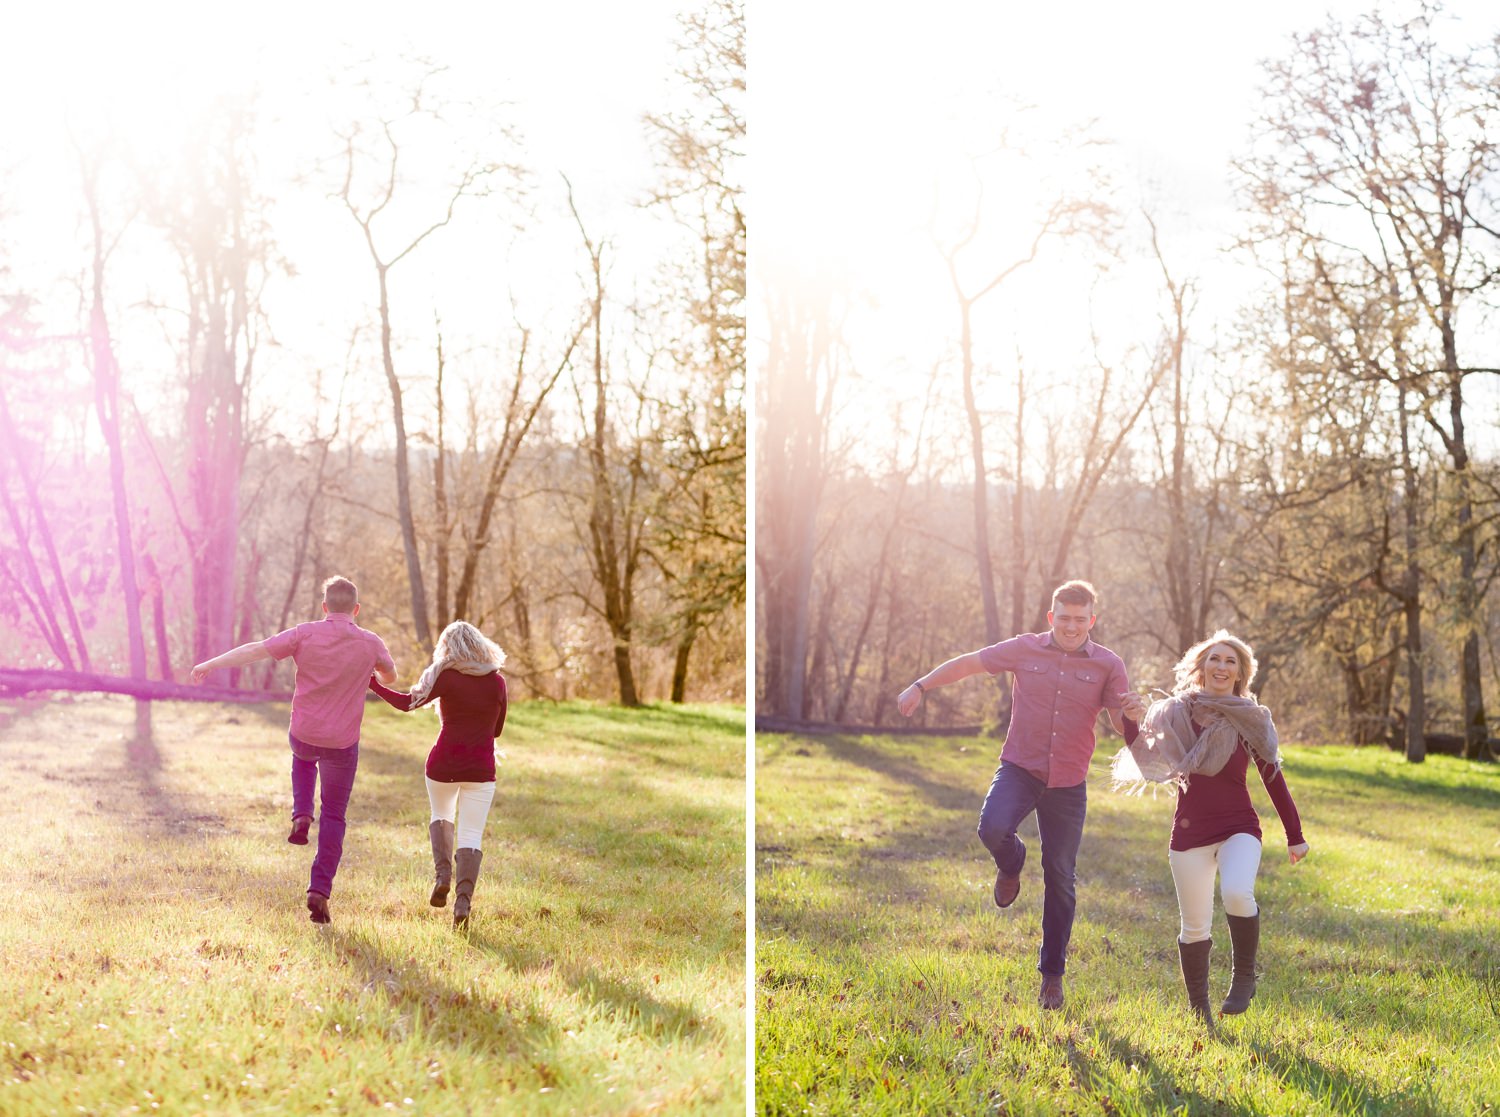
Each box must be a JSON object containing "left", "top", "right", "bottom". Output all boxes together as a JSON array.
[
  {"left": 1173, "top": 629, "right": 1258, "bottom": 697},
  {"left": 408, "top": 620, "right": 507, "bottom": 707}
]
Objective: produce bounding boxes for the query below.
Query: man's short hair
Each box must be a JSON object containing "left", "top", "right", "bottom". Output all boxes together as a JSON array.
[
  {"left": 323, "top": 576, "right": 359, "bottom": 614},
  {"left": 1051, "top": 579, "right": 1098, "bottom": 613}
]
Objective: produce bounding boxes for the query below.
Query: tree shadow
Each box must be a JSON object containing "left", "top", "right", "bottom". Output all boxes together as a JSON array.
[
  {"left": 1296, "top": 759, "right": 1500, "bottom": 813},
  {"left": 322, "top": 925, "right": 561, "bottom": 1057},
  {"left": 773, "top": 733, "right": 981, "bottom": 814},
  {"left": 1080, "top": 1022, "right": 1262, "bottom": 1117},
  {"left": 461, "top": 923, "right": 726, "bottom": 1045}
]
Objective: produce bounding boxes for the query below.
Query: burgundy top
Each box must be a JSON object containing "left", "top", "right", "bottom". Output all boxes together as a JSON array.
[
  {"left": 978, "top": 632, "right": 1130, "bottom": 787},
  {"left": 1124, "top": 717, "right": 1304, "bottom": 851},
  {"left": 263, "top": 613, "right": 395, "bottom": 749},
  {"left": 369, "top": 668, "right": 507, "bottom": 783}
]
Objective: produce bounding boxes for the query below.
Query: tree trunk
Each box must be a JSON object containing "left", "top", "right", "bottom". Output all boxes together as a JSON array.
[
  {"left": 959, "top": 299, "right": 1000, "bottom": 646},
  {"left": 1396, "top": 380, "right": 1426, "bottom": 763},
  {"left": 432, "top": 320, "right": 451, "bottom": 629},
  {"left": 378, "top": 264, "right": 433, "bottom": 652}
]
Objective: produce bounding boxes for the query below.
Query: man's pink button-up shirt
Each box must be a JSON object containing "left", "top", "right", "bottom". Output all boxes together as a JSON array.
[
  {"left": 978, "top": 632, "right": 1129, "bottom": 787},
  {"left": 263, "top": 613, "right": 395, "bottom": 749}
]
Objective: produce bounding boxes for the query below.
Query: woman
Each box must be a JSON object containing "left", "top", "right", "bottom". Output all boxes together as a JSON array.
[
  {"left": 1115, "top": 630, "right": 1309, "bottom": 1027},
  {"left": 370, "top": 620, "right": 508, "bottom": 927}
]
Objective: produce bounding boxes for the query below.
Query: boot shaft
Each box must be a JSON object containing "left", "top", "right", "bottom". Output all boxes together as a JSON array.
[
  {"left": 1177, "top": 938, "right": 1215, "bottom": 1028},
  {"left": 453, "top": 847, "right": 484, "bottom": 925}
]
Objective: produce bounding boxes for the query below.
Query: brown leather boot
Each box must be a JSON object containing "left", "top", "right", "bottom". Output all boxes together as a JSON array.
[
  {"left": 1038, "top": 974, "right": 1065, "bottom": 1010},
  {"left": 452, "top": 847, "right": 484, "bottom": 927},
  {"left": 1221, "top": 912, "right": 1260, "bottom": 1014},
  {"left": 428, "top": 820, "right": 455, "bottom": 907},
  {"left": 1178, "top": 938, "right": 1215, "bottom": 1030}
]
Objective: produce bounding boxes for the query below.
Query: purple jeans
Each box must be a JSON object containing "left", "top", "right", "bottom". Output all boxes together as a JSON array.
[
  {"left": 977, "top": 761, "right": 1089, "bottom": 978},
  {"left": 289, "top": 732, "right": 360, "bottom": 899}
]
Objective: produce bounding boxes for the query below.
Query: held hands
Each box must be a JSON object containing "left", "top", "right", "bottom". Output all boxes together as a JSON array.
[
  {"left": 1288, "top": 842, "right": 1310, "bottom": 864},
  {"left": 1119, "top": 690, "right": 1148, "bottom": 721}
]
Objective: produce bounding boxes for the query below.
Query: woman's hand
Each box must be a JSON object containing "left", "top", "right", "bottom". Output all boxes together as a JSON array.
[{"left": 1288, "top": 842, "right": 1310, "bottom": 864}]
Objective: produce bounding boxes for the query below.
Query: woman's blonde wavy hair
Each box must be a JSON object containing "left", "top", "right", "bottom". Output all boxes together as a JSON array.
[
  {"left": 408, "top": 620, "right": 507, "bottom": 707},
  {"left": 1171, "top": 629, "right": 1258, "bottom": 698}
]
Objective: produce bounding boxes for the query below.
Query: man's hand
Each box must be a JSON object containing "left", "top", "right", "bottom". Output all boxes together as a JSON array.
[
  {"left": 897, "top": 683, "right": 924, "bottom": 718},
  {"left": 1288, "top": 842, "right": 1310, "bottom": 864},
  {"left": 1120, "top": 691, "right": 1148, "bottom": 722}
]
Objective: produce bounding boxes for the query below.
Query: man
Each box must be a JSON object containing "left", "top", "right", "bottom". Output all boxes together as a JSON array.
[
  {"left": 897, "top": 579, "right": 1147, "bottom": 1010},
  {"left": 191, "top": 576, "right": 396, "bottom": 925}
]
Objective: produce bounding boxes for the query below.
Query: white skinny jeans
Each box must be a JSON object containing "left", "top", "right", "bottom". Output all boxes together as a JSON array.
[
  {"left": 1168, "top": 831, "right": 1262, "bottom": 943},
  {"left": 426, "top": 777, "right": 496, "bottom": 850}
]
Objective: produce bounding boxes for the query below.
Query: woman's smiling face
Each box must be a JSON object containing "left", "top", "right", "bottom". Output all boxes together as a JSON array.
[{"left": 1201, "top": 643, "right": 1240, "bottom": 696}]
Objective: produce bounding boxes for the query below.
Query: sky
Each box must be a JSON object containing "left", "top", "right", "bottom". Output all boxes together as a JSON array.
[
  {"left": 751, "top": 0, "right": 1500, "bottom": 460},
  {"left": 1, "top": 0, "right": 693, "bottom": 438}
]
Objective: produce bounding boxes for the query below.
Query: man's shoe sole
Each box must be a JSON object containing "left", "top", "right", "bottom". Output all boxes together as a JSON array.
[
  {"left": 994, "top": 872, "right": 1022, "bottom": 909},
  {"left": 288, "top": 816, "right": 312, "bottom": 845}
]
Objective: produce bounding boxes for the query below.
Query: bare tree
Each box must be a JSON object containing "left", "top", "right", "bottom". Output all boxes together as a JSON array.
[
  {"left": 77, "top": 140, "right": 150, "bottom": 742},
  {"left": 1243, "top": 5, "right": 1499, "bottom": 758},
  {"left": 933, "top": 129, "right": 1115, "bottom": 647},
  {"left": 333, "top": 63, "right": 515, "bottom": 652},
  {"left": 643, "top": 0, "right": 746, "bottom": 702},
  {"left": 567, "top": 179, "right": 645, "bottom": 706}
]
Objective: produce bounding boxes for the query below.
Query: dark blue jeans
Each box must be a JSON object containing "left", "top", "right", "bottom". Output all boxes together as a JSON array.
[
  {"left": 289, "top": 733, "right": 360, "bottom": 899},
  {"left": 977, "top": 761, "right": 1088, "bottom": 977}
]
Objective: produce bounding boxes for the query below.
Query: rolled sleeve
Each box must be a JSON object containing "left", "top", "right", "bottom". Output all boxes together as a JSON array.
[
  {"left": 977, "top": 637, "right": 1026, "bottom": 676},
  {"left": 263, "top": 627, "right": 299, "bottom": 661}
]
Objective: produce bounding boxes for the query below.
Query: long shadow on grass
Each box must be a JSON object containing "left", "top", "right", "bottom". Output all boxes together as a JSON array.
[
  {"left": 462, "top": 925, "right": 726, "bottom": 1046},
  {"left": 324, "top": 925, "right": 562, "bottom": 1058},
  {"left": 1294, "top": 756, "right": 1500, "bottom": 814},
  {"left": 767, "top": 734, "right": 980, "bottom": 815},
  {"left": 1082, "top": 1023, "right": 1262, "bottom": 1117},
  {"left": 1236, "top": 1033, "right": 1422, "bottom": 1115}
]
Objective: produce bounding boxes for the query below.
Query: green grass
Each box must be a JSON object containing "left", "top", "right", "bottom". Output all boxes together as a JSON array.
[
  {"left": 0, "top": 694, "right": 745, "bottom": 1116},
  {"left": 755, "top": 732, "right": 1500, "bottom": 1116}
]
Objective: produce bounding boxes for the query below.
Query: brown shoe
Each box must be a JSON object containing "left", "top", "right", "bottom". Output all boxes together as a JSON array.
[
  {"left": 993, "top": 867, "right": 1021, "bottom": 908},
  {"left": 288, "top": 815, "right": 312, "bottom": 845},
  {"left": 1039, "top": 974, "right": 1065, "bottom": 1010},
  {"left": 306, "top": 892, "right": 331, "bottom": 924}
]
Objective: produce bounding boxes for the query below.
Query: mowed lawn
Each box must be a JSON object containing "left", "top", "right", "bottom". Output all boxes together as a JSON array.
[
  {"left": 0, "top": 694, "right": 745, "bottom": 1116},
  {"left": 756, "top": 731, "right": 1500, "bottom": 1116}
]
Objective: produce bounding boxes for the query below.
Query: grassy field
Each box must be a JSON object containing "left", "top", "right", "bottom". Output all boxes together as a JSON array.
[
  {"left": 756, "top": 731, "right": 1500, "bottom": 1116},
  {"left": 0, "top": 693, "right": 745, "bottom": 1116}
]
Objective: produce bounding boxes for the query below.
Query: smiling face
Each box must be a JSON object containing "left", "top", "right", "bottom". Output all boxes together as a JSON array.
[
  {"left": 1047, "top": 600, "right": 1096, "bottom": 653},
  {"left": 1200, "top": 643, "right": 1242, "bottom": 696}
]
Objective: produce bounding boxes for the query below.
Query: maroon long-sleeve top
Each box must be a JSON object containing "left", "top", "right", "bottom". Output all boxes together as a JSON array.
[
  {"left": 369, "top": 668, "right": 507, "bottom": 783},
  {"left": 1125, "top": 717, "right": 1304, "bottom": 851}
]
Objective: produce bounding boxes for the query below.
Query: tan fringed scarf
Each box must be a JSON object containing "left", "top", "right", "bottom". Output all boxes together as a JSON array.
[
  {"left": 1110, "top": 691, "right": 1280, "bottom": 794},
  {"left": 408, "top": 656, "right": 502, "bottom": 708}
]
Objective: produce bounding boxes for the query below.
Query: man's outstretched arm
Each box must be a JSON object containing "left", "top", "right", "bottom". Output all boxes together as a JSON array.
[
  {"left": 897, "top": 651, "right": 988, "bottom": 716},
  {"left": 191, "top": 642, "right": 272, "bottom": 683}
]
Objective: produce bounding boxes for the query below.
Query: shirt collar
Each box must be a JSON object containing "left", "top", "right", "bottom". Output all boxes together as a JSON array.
[{"left": 1045, "top": 632, "right": 1094, "bottom": 657}]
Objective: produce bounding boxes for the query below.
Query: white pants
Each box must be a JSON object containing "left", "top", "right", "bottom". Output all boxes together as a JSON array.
[
  {"left": 426, "top": 777, "right": 496, "bottom": 851},
  {"left": 1168, "top": 831, "right": 1262, "bottom": 943}
]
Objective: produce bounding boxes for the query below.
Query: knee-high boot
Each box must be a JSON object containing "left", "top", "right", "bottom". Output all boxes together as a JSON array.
[
  {"left": 452, "top": 848, "right": 484, "bottom": 927},
  {"left": 1178, "top": 938, "right": 1215, "bottom": 1029},
  {"left": 1221, "top": 912, "right": 1260, "bottom": 1014},
  {"left": 428, "top": 820, "right": 455, "bottom": 907}
]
